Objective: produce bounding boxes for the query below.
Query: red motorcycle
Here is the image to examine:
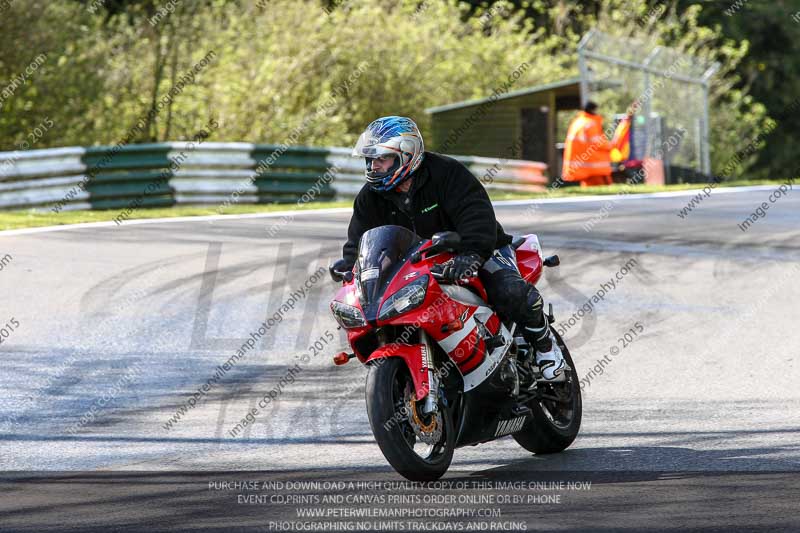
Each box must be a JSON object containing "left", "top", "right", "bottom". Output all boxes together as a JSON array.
[{"left": 329, "top": 225, "right": 581, "bottom": 481}]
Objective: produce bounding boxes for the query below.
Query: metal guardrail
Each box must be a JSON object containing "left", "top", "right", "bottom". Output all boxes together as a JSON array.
[{"left": 0, "top": 143, "right": 548, "bottom": 211}]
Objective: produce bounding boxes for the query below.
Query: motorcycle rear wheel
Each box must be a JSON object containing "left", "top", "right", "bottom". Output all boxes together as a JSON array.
[
  {"left": 513, "top": 328, "right": 582, "bottom": 454},
  {"left": 365, "top": 357, "right": 454, "bottom": 481}
]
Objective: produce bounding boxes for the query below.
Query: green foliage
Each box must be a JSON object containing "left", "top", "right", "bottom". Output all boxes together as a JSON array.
[
  {"left": 0, "top": 2, "right": 107, "bottom": 149},
  {"left": 0, "top": 0, "right": 781, "bottom": 179},
  {"left": 0, "top": 0, "right": 571, "bottom": 149},
  {"left": 677, "top": 0, "right": 800, "bottom": 179},
  {"left": 597, "top": 0, "right": 771, "bottom": 178}
]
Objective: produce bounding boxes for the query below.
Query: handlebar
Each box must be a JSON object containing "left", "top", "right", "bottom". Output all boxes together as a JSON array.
[
  {"left": 329, "top": 261, "right": 354, "bottom": 283},
  {"left": 430, "top": 264, "right": 447, "bottom": 280},
  {"left": 333, "top": 270, "right": 353, "bottom": 282}
]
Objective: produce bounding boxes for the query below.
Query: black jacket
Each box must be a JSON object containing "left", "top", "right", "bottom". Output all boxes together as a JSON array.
[{"left": 342, "top": 151, "right": 512, "bottom": 266}]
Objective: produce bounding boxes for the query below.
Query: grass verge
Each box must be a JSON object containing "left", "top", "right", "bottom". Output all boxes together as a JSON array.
[{"left": 0, "top": 179, "right": 778, "bottom": 231}]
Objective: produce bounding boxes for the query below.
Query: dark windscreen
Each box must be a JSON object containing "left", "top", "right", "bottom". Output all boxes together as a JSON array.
[{"left": 356, "top": 225, "right": 420, "bottom": 319}]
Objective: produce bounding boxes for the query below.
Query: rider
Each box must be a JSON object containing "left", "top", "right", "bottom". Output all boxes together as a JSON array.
[{"left": 331, "top": 116, "right": 565, "bottom": 381}]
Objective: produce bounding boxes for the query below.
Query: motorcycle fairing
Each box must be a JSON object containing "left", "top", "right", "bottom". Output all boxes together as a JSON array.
[
  {"left": 458, "top": 319, "right": 513, "bottom": 391},
  {"left": 369, "top": 248, "right": 518, "bottom": 395},
  {"left": 336, "top": 229, "right": 546, "bottom": 398},
  {"left": 514, "top": 234, "right": 544, "bottom": 285},
  {"left": 454, "top": 395, "right": 533, "bottom": 447}
]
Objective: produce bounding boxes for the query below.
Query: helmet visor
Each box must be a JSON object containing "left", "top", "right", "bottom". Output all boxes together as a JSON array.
[{"left": 352, "top": 130, "right": 401, "bottom": 158}]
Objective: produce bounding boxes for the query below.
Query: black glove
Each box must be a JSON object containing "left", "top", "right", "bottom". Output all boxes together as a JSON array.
[
  {"left": 443, "top": 252, "right": 484, "bottom": 282},
  {"left": 329, "top": 258, "right": 354, "bottom": 282}
]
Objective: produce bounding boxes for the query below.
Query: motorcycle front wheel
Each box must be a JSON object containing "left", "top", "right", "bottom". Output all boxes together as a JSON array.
[
  {"left": 513, "top": 328, "right": 582, "bottom": 454},
  {"left": 365, "top": 357, "right": 454, "bottom": 481}
]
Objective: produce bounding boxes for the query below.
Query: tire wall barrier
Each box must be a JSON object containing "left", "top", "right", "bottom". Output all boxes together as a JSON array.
[{"left": 0, "top": 143, "right": 548, "bottom": 211}]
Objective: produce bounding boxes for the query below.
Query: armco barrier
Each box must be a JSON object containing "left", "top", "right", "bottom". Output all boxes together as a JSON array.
[{"left": 0, "top": 143, "right": 547, "bottom": 211}]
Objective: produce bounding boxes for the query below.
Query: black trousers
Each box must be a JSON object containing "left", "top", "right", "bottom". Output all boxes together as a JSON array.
[{"left": 478, "top": 245, "right": 552, "bottom": 352}]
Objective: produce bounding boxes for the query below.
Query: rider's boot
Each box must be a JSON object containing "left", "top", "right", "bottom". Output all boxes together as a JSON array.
[
  {"left": 533, "top": 331, "right": 566, "bottom": 382},
  {"left": 523, "top": 323, "right": 566, "bottom": 382}
]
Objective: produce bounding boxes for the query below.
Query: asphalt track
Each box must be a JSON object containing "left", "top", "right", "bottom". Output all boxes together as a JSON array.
[{"left": 1, "top": 186, "right": 799, "bottom": 531}]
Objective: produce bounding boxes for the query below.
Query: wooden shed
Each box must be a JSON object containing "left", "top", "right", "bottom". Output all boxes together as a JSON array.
[{"left": 425, "top": 77, "right": 582, "bottom": 179}]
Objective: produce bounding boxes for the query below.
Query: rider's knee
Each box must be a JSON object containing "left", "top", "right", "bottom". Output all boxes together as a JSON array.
[
  {"left": 503, "top": 283, "right": 544, "bottom": 324},
  {"left": 497, "top": 278, "right": 533, "bottom": 321}
]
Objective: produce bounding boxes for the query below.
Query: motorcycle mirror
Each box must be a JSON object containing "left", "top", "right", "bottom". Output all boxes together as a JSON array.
[
  {"left": 543, "top": 255, "right": 560, "bottom": 267},
  {"left": 411, "top": 232, "right": 462, "bottom": 264},
  {"left": 330, "top": 269, "right": 354, "bottom": 283}
]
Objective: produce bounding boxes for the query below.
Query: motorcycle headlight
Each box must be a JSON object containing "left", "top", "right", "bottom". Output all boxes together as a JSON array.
[
  {"left": 330, "top": 300, "right": 367, "bottom": 329},
  {"left": 378, "top": 275, "right": 429, "bottom": 321}
]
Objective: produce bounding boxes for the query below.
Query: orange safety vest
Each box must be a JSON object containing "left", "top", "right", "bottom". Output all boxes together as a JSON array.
[
  {"left": 562, "top": 111, "right": 612, "bottom": 182},
  {"left": 610, "top": 116, "right": 631, "bottom": 163}
]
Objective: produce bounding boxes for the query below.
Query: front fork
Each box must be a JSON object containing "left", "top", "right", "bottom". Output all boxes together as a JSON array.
[{"left": 421, "top": 330, "right": 440, "bottom": 415}]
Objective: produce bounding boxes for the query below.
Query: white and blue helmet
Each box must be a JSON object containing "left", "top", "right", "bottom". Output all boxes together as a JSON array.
[{"left": 352, "top": 116, "right": 425, "bottom": 192}]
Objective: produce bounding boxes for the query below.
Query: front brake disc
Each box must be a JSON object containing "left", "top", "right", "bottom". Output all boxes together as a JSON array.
[{"left": 404, "top": 387, "right": 443, "bottom": 445}]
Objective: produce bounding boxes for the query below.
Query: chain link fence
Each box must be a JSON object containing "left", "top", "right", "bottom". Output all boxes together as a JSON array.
[{"left": 578, "top": 29, "right": 719, "bottom": 178}]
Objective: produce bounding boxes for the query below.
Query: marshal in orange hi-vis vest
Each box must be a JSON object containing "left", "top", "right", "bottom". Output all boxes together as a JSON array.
[
  {"left": 562, "top": 111, "right": 612, "bottom": 186},
  {"left": 610, "top": 116, "right": 631, "bottom": 163}
]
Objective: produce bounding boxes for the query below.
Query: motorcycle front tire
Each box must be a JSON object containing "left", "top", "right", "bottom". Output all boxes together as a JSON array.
[{"left": 365, "top": 357, "right": 455, "bottom": 481}]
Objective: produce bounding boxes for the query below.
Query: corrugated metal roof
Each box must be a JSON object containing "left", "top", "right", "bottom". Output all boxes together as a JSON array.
[{"left": 424, "top": 77, "right": 581, "bottom": 115}]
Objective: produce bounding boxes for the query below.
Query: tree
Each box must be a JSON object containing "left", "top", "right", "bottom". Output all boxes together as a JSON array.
[
  {"left": 1, "top": 0, "right": 779, "bottom": 181},
  {"left": 677, "top": 0, "right": 800, "bottom": 179}
]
